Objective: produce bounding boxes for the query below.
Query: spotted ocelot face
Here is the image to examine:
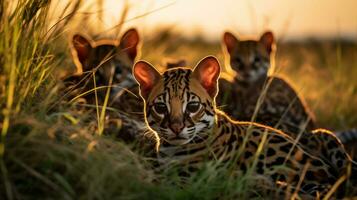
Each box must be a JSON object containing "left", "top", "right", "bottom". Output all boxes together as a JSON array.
[
  {"left": 223, "top": 31, "right": 273, "bottom": 83},
  {"left": 63, "top": 28, "right": 140, "bottom": 105},
  {"left": 217, "top": 31, "right": 316, "bottom": 136},
  {"left": 133, "top": 59, "right": 216, "bottom": 146},
  {"left": 134, "top": 56, "right": 357, "bottom": 198}
]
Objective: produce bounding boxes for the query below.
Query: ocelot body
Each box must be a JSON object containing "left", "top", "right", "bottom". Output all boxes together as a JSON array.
[
  {"left": 133, "top": 56, "right": 356, "bottom": 198},
  {"left": 217, "top": 31, "right": 357, "bottom": 161}
]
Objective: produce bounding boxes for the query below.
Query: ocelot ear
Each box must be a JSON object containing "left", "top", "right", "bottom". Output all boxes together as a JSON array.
[
  {"left": 223, "top": 32, "right": 239, "bottom": 54},
  {"left": 119, "top": 28, "right": 140, "bottom": 62},
  {"left": 133, "top": 61, "right": 161, "bottom": 99},
  {"left": 192, "top": 56, "right": 221, "bottom": 98},
  {"left": 259, "top": 31, "right": 275, "bottom": 54},
  {"left": 72, "top": 34, "right": 93, "bottom": 72}
]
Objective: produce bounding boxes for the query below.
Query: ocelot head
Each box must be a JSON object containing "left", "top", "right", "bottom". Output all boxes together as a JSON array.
[
  {"left": 64, "top": 28, "right": 140, "bottom": 101},
  {"left": 133, "top": 56, "right": 221, "bottom": 146},
  {"left": 223, "top": 31, "right": 274, "bottom": 83}
]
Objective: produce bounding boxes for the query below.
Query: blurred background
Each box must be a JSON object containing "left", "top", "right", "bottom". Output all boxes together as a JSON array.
[{"left": 56, "top": 0, "right": 357, "bottom": 40}]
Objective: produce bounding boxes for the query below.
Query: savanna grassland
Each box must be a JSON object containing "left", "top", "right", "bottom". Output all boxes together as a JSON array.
[{"left": 1, "top": 1, "right": 357, "bottom": 199}]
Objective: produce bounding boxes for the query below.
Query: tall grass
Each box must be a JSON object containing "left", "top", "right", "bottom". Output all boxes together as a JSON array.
[
  {"left": 0, "top": 1, "right": 55, "bottom": 198},
  {"left": 1, "top": 0, "right": 356, "bottom": 199},
  {"left": 276, "top": 39, "right": 357, "bottom": 130},
  {"left": 0, "top": 0, "right": 52, "bottom": 155}
]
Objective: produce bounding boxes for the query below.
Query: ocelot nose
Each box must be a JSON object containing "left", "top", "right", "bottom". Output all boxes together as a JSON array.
[{"left": 169, "top": 122, "right": 184, "bottom": 135}]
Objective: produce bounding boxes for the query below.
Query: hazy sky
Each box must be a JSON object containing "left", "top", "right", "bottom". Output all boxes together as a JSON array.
[{"left": 92, "top": 0, "right": 357, "bottom": 40}]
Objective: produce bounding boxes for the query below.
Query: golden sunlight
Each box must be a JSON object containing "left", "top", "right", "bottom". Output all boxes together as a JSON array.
[
  {"left": 2, "top": 0, "right": 357, "bottom": 199},
  {"left": 100, "top": 0, "right": 357, "bottom": 40}
]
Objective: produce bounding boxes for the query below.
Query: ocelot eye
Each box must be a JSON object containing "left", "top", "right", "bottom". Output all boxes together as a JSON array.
[
  {"left": 234, "top": 57, "right": 243, "bottom": 65},
  {"left": 154, "top": 103, "right": 167, "bottom": 114},
  {"left": 253, "top": 56, "right": 261, "bottom": 63},
  {"left": 186, "top": 102, "right": 200, "bottom": 113},
  {"left": 115, "top": 65, "right": 122, "bottom": 74},
  {"left": 232, "top": 57, "right": 244, "bottom": 70}
]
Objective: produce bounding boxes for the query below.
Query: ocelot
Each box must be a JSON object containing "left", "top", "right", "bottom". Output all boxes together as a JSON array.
[{"left": 133, "top": 56, "right": 357, "bottom": 198}]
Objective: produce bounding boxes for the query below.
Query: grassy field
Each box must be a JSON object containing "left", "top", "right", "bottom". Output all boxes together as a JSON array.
[{"left": 1, "top": 0, "right": 357, "bottom": 199}]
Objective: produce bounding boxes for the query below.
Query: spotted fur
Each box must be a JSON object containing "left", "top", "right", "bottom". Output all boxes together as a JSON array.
[
  {"left": 62, "top": 28, "right": 144, "bottom": 141},
  {"left": 133, "top": 56, "right": 357, "bottom": 198},
  {"left": 336, "top": 129, "right": 357, "bottom": 161},
  {"left": 217, "top": 31, "right": 316, "bottom": 136}
]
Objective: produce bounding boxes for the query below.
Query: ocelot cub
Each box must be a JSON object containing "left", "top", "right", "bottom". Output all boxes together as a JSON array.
[
  {"left": 217, "top": 31, "right": 357, "bottom": 161},
  {"left": 133, "top": 56, "right": 356, "bottom": 198},
  {"left": 62, "top": 28, "right": 144, "bottom": 141},
  {"left": 217, "top": 31, "right": 316, "bottom": 137}
]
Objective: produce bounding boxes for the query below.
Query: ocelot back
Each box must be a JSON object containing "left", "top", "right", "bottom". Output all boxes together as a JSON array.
[
  {"left": 133, "top": 56, "right": 356, "bottom": 198},
  {"left": 217, "top": 31, "right": 316, "bottom": 137},
  {"left": 62, "top": 28, "right": 144, "bottom": 142}
]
